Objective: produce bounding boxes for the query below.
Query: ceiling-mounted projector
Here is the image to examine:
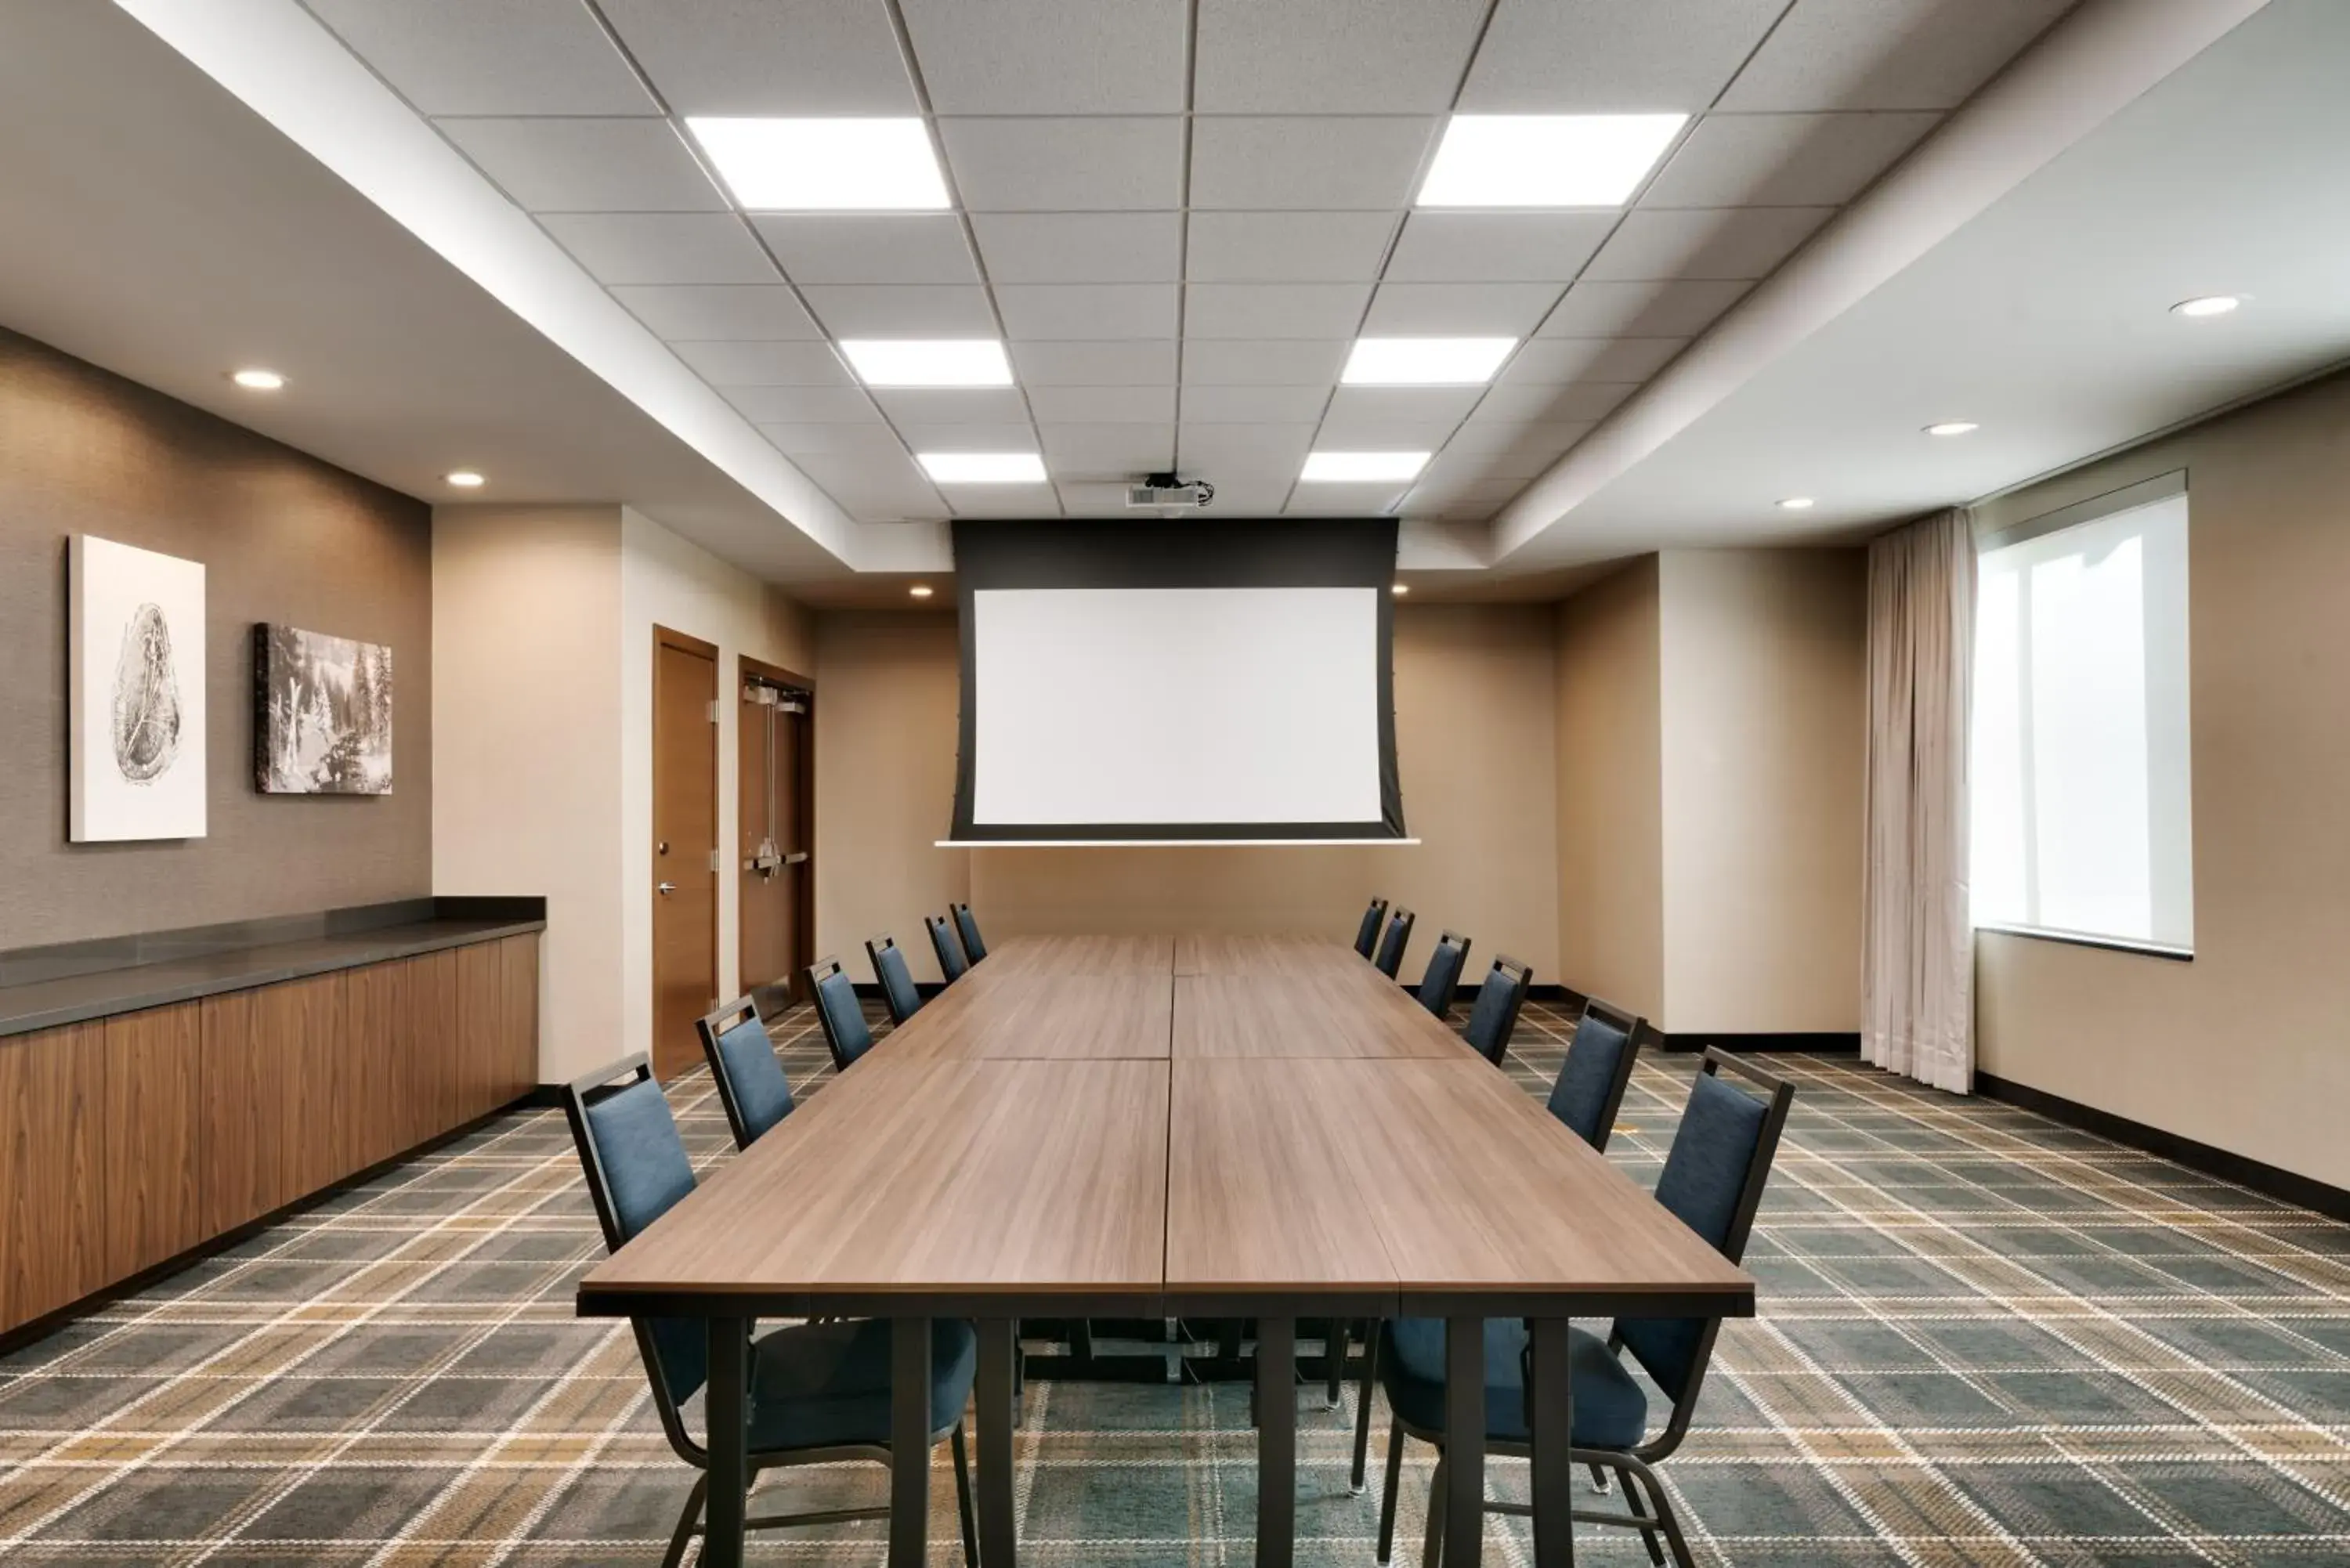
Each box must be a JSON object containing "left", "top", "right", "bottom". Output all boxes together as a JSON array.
[{"left": 1126, "top": 471, "right": 1215, "bottom": 510}]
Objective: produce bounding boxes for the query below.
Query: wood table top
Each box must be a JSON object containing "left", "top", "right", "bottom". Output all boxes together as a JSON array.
[
  {"left": 1173, "top": 970, "right": 1474, "bottom": 1059},
  {"left": 973, "top": 934, "right": 1176, "bottom": 977},
  {"left": 577, "top": 1055, "right": 1169, "bottom": 1315},
  {"left": 1173, "top": 934, "right": 1368, "bottom": 977},
  {"left": 880, "top": 973, "right": 1173, "bottom": 1060}
]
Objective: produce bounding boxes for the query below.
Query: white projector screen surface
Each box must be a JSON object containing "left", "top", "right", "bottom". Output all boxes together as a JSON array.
[{"left": 971, "top": 587, "right": 1384, "bottom": 827}]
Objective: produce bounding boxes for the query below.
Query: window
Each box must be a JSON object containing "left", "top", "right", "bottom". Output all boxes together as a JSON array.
[{"left": 1970, "top": 474, "right": 2193, "bottom": 952}]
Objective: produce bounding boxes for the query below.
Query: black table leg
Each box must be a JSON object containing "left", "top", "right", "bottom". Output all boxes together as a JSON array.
[
  {"left": 704, "top": 1317, "right": 750, "bottom": 1568},
  {"left": 1444, "top": 1317, "right": 1484, "bottom": 1568},
  {"left": 891, "top": 1317, "right": 932, "bottom": 1568},
  {"left": 976, "top": 1317, "right": 1018, "bottom": 1568},
  {"left": 1255, "top": 1315, "right": 1295, "bottom": 1568},
  {"left": 1528, "top": 1317, "right": 1577, "bottom": 1566}
]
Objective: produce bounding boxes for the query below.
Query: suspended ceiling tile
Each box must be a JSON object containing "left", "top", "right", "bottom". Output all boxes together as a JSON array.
[
  {"left": 721, "top": 384, "right": 879, "bottom": 422},
  {"left": 900, "top": 0, "right": 1191, "bottom": 114},
  {"left": 1537, "top": 278, "right": 1752, "bottom": 339},
  {"left": 1322, "top": 385, "right": 1485, "bottom": 427},
  {"left": 890, "top": 420, "right": 1042, "bottom": 451},
  {"left": 1175, "top": 421, "right": 1320, "bottom": 470},
  {"left": 750, "top": 215, "right": 981, "bottom": 287},
  {"left": 610, "top": 284, "right": 823, "bottom": 340},
  {"left": 948, "top": 485, "right": 1062, "bottom": 517},
  {"left": 1039, "top": 422, "right": 1178, "bottom": 475},
  {"left": 598, "top": 0, "right": 919, "bottom": 115},
  {"left": 1184, "top": 211, "right": 1400, "bottom": 284},
  {"left": 797, "top": 284, "right": 999, "bottom": 335},
  {"left": 308, "top": 0, "right": 657, "bottom": 116},
  {"left": 1640, "top": 112, "right": 1942, "bottom": 208},
  {"left": 667, "top": 339, "right": 855, "bottom": 386},
  {"left": 1719, "top": 0, "right": 2077, "bottom": 112},
  {"left": 1382, "top": 212, "right": 1617, "bottom": 284},
  {"left": 1187, "top": 116, "right": 1440, "bottom": 209},
  {"left": 436, "top": 117, "right": 721, "bottom": 212},
  {"left": 540, "top": 212, "right": 777, "bottom": 284},
  {"left": 1470, "top": 381, "right": 1641, "bottom": 425},
  {"left": 939, "top": 117, "right": 1185, "bottom": 211},
  {"left": 1502, "top": 337, "right": 1688, "bottom": 385},
  {"left": 1180, "top": 339, "right": 1353, "bottom": 385},
  {"left": 1360, "top": 281, "right": 1562, "bottom": 336},
  {"left": 1010, "top": 340, "right": 1180, "bottom": 386},
  {"left": 1178, "top": 385, "right": 1335, "bottom": 423},
  {"left": 1310, "top": 415, "right": 1461, "bottom": 450},
  {"left": 869, "top": 388, "right": 1034, "bottom": 425},
  {"left": 756, "top": 421, "right": 909, "bottom": 457},
  {"left": 993, "top": 284, "right": 1180, "bottom": 340},
  {"left": 1578, "top": 206, "right": 1835, "bottom": 282},
  {"left": 1184, "top": 284, "right": 1373, "bottom": 340},
  {"left": 1193, "top": 0, "right": 1491, "bottom": 114},
  {"left": 971, "top": 212, "right": 1184, "bottom": 284},
  {"left": 1456, "top": 0, "right": 1787, "bottom": 113},
  {"left": 1437, "top": 418, "right": 1596, "bottom": 459},
  {"left": 1024, "top": 384, "right": 1178, "bottom": 422}
]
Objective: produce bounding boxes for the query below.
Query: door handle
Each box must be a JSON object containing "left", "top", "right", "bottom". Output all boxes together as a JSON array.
[
  {"left": 656, "top": 881, "right": 678, "bottom": 895},
  {"left": 783, "top": 851, "right": 809, "bottom": 865}
]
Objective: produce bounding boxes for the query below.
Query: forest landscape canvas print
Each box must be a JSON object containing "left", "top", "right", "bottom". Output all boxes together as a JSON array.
[{"left": 255, "top": 624, "right": 393, "bottom": 795}]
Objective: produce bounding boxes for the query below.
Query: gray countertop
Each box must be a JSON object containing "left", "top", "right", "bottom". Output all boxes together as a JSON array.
[{"left": 0, "top": 916, "right": 545, "bottom": 1039}]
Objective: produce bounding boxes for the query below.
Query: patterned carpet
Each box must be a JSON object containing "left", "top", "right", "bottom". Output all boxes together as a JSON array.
[{"left": 2, "top": 999, "right": 2348, "bottom": 1566}]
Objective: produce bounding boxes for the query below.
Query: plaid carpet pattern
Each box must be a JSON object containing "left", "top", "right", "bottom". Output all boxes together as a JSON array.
[{"left": 3, "top": 998, "right": 2348, "bottom": 1565}]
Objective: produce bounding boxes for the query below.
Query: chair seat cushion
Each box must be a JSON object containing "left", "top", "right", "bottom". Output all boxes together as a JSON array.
[
  {"left": 1379, "top": 1318, "right": 1647, "bottom": 1451},
  {"left": 743, "top": 1317, "right": 978, "bottom": 1454}
]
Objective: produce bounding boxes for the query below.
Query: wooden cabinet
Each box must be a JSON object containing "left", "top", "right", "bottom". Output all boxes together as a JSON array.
[{"left": 1, "top": 931, "right": 541, "bottom": 1336}]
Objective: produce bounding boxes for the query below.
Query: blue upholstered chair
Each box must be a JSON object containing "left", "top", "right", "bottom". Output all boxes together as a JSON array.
[
  {"left": 1547, "top": 999, "right": 1646, "bottom": 1152},
  {"left": 807, "top": 956, "right": 876, "bottom": 1071},
  {"left": 559, "top": 1055, "right": 981, "bottom": 1568},
  {"left": 1353, "top": 896, "right": 1390, "bottom": 959},
  {"left": 1371, "top": 906, "right": 1415, "bottom": 979},
  {"left": 1462, "top": 955, "right": 1535, "bottom": 1067},
  {"left": 865, "top": 934, "right": 924, "bottom": 1026},
  {"left": 1365, "top": 1049, "right": 1795, "bottom": 1568},
  {"left": 926, "top": 913, "right": 968, "bottom": 982},
  {"left": 1414, "top": 929, "right": 1473, "bottom": 1020},
  {"left": 694, "top": 995, "right": 794, "bottom": 1152},
  {"left": 951, "top": 901, "right": 988, "bottom": 964}
]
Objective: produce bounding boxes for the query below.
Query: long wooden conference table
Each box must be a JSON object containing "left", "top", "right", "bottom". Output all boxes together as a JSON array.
[{"left": 577, "top": 934, "right": 1753, "bottom": 1568}]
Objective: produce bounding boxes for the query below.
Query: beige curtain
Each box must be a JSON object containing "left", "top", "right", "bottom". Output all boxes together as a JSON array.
[{"left": 1862, "top": 510, "right": 1976, "bottom": 1092}]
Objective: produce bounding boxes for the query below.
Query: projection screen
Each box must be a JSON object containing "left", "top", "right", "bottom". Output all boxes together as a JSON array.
[{"left": 947, "top": 518, "right": 1406, "bottom": 844}]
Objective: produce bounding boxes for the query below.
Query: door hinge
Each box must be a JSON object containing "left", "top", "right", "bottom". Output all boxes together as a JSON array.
[
  {"left": 707, "top": 699, "right": 720, "bottom": 723},
  {"left": 709, "top": 848, "right": 721, "bottom": 873}
]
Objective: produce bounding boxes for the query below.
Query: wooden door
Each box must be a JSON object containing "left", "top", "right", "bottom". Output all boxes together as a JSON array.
[
  {"left": 738, "top": 662, "right": 813, "bottom": 1009},
  {"left": 653, "top": 628, "right": 719, "bottom": 1081}
]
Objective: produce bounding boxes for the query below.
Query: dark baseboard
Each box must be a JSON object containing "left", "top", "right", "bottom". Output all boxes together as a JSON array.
[
  {"left": 1976, "top": 1071, "right": 2350, "bottom": 1224},
  {"left": 0, "top": 1089, "right": 545, "bottom": 1357},
  {"left": 1660, "top": 1031, "right": 1860, "bottom": 1055}
]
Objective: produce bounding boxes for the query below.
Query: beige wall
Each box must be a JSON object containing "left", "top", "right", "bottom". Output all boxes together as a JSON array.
[
  {"left": 1553, "top": 560, "right": 1665, "bottom": 1019},
  {"left": 1972, "top": 369, "right": 2350, "bottom": 1189},
  {"left": 1659, "top": 548, "right": 1867, "bottom": 1033},
  {"left": 1, "top": 327, "right": 432, "bottom": 950},
  {"left": 811, "top": 602, "right": 1562, "bottom": 986}
]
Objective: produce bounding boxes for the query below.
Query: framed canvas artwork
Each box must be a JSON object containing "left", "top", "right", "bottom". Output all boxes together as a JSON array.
[
  {"left": 69, "top": 534, "right": 208, "bottom": 841},
  {"left": 254, "top": 624, "right": 393, "bottom": 795}
]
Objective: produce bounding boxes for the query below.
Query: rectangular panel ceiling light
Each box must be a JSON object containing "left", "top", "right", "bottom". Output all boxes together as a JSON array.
[
  {"left": 1301, "top": 451, "right": 1430, "bottom": 482},
  {"left": 1417, "top": 114, "right": 1687, "bottom": 208},
  {"left": 919, "top": 452, "right": 1047, "bottom": 483},
  {"left": 1341, "top": 338, "right": 1516, "bottom": 385},
  {"left": 841, "top": 339, "right": 1014, "bottom": 386},
  {"left": 689, "top": 117, "right": 949, "bottom": 210}
]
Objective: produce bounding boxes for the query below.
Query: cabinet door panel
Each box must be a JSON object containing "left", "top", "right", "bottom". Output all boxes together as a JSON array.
[
  {"left": 101, "top": 1003, "right": 203, "bottom": 1281},
  {"left": 0, "top": 1024, "right": 107, "bottom": 1331},
  {"left": 342, "top": 960, "right": 407, "bottom": 1172},
  {"left": 455, "top": 941, "right": 502, "bottom": 1122},
  {"left": 498, "top": 935, "right": 540, "bottom": 1104},
  {"left": 404, "top": 948, "right": 461, "bottom": 1143},
  {"left": 200, "top": 990, "right": 280, "bottom": 1236}
]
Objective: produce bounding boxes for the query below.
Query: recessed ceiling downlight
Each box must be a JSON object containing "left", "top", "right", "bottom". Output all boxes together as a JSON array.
[
  {"left": 909, "top": 584, "right": 935, "bottom": 599},
  {"left": 230, "top": 368, "right": 285, "bottom": 390},
  {"left": 1924, "top": 421, "right": 1979, "bottom": 437},
  {"left": 445, "top": 471, "right": 486, "bottom": 489},
  {"left": 2171, "top": 294, "right": 2241, "bottom": 318},
  {"left": 1777, "top": 497, "right": 1815, "bottom": 511}
]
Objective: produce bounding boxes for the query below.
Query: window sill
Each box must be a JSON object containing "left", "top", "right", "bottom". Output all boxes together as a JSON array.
[{"left": 1973, "top": 923, "right": 2193, "bottom": 962}]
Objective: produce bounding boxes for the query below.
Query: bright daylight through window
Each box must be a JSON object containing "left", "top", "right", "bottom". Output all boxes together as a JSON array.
[{"left": 1970, "top": 476, "right": 2193, "bottom": 952}]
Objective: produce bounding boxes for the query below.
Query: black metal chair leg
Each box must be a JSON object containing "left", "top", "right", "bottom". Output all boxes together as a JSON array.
[
  {"left": 1419, "top": 1454, "right": 1446, "bottom": 1568},
  {"left": 1614, "top": 1459, "right": 1665, "bottom": 1566},
  {"left": 660, "top": 1475, "right": 707, "bottom": 1568},
  {"left": 1350, "top": 1328, "right": 1382, "bottom": 1493},
  {"left": 1588, "top": 1460, "right": 1611, "bottom": 1494},
  {"left": 951, "top": 1422, "right": 980, "bottom": 1568},
  {"left": 1325, "top": 1320, "right": 1348, "bottom": 1407},
  {"left": 1630, "top": 1461, "right": 1696, "bottom": 1568},
  {"left": 1376, "top": 1416, "right": 1405, "bottom": 1565}
]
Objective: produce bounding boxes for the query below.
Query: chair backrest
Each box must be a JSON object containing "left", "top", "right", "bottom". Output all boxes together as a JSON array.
[
  {"left": 1352, "top": 896, "right": 1390, "bottom": 958},
  {"left": 865, "top": 933, "right": 924, "bottom": 1025},
  {"left": 951, "top": 901, "right": 987, "bottom": 963},
  {"left": 1415, "top": 928, "right": 1472, "bottom": 1018},
  {"left": 1546, "top": 998, "right": 1643, "bottom": 1150},
  {"left": 806, "top": 955, "right": 875, "bottom": 1071},
  {"left": 558, "top": 1055, "right": 710, "bottom": 1438},
  {"left": 926, "top": 912, "right": 968, "bottom": 981},
  {"left": 1614, "top": 1049, "right": 1795, "bottom": 1419},
  {"left": 695, "top": 995, "right": 794, "bottom": 1151},
  {"left": 1462, "top": 954, "right": 1534, "bottom": 1065},
  {"left": 1372, "top": 907, "right": 1415, "bottom": 978}
]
